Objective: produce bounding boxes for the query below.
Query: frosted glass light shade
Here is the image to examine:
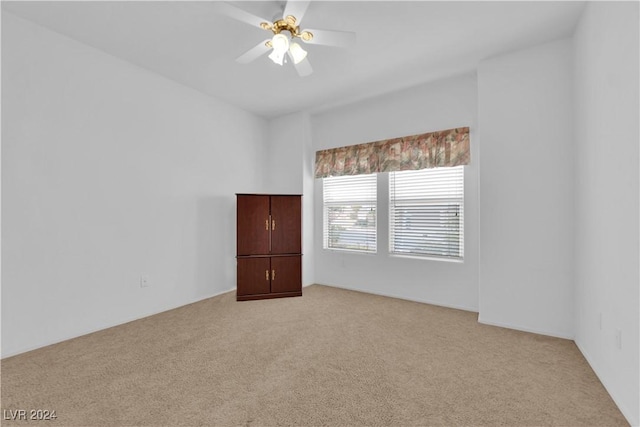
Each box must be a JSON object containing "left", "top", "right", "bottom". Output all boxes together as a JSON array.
[
  {"left": 268, "top": 49, "right": 286, "bottom": 65},
  {"left": 269, "top": 33, "right": 290, "bottom": 66},
  {"left": 289, "top": 42, "right": 307, "bottom": 64}
]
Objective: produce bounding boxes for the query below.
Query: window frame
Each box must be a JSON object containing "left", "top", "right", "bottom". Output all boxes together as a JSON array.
[
  {"left": 322, "top": 173, "right": 378, "bottom": 254},
  {"left": 388, "top": 166, "right": 465, "bottom": 261},
  {"left": 320, "top": 167, "right": 465, "bottom": 262}
]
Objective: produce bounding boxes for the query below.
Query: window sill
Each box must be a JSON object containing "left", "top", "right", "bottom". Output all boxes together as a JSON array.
[
  {"left": 323, "top": 248, "right": 377, "bottom": 256},
  {"left": 389, "top": 253, "right": 464, "bottom": 263}
]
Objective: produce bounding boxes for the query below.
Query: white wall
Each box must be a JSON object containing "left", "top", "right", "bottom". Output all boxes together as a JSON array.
[
  {"left": 477, "top": 39, "right": 574, "bottom": 339},
  {"left": 265, "top": 112, "right": 315, "bottom": 286},
  {"left": 573, "top": 2, "right": 639, "bottom": 425},
  {"left": 311, "top": 73, "right": 479, "bottom": 311},
  {"left": 1, "top": 13, "right": 268, "bottom": 357}
]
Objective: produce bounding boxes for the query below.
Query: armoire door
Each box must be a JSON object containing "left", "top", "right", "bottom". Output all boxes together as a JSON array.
[
  {"left": 237, "top": 257, "right": 271, "bottom": 296},
  {"left": 270, "top": 256, "right": 302, "bottom": 294},
  {"left": 270, "top": 195, "right": 302, "bottom": 255},
  {"left": 237, "top": 195, "right": 270, "bottom": 256}
]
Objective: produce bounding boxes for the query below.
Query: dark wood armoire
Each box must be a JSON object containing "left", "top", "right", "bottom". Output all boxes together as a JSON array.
[{"left": 236, "top": 194, "right": 302, "bottom": 301}]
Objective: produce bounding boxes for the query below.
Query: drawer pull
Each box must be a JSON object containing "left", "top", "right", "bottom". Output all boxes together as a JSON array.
[
  {"left": 265, "top": 270, "right": 269, "bottom": 281},
  {"left": 272, "top": 269, "right": 276, "bottom": 280}
]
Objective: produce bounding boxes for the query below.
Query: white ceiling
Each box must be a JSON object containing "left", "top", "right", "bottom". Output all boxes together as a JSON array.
[{"left": 2, "top": 1, "right": 586, "bottom": 118}]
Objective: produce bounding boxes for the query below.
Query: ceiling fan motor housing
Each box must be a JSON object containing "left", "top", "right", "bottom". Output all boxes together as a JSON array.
[{"left": 261, "top": 16, "right": 313, "bottom": 41}]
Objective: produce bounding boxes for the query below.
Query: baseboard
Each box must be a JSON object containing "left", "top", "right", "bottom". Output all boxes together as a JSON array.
[
  {"left": 477, "top": 316, "right": 574, "bottom": 340},
  {"left": 575, "top": 340, "right": 638, "bottom": 427},
  {"left": 315, "top": 282, "right": 478, "bottom": 313},
  {"left": 1, "top": 287, "right": 236, "bottom": 359}
]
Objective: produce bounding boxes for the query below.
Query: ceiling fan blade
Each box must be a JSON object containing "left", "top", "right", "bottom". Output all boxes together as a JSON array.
[
  {"left": 288, "top": 53, "right": 313, "bottom": 77},
  {"left": 283, "top": 1, "right": 311, "bottom": 27},
  {"left": 214, "top": 2, "right": 272, "bottom": 29},
  {"left": 236, "top": 39, "right": 272, "bottom": 64},
  {"left": 301, "top": 29, "right": 356, "bottom": 48}
]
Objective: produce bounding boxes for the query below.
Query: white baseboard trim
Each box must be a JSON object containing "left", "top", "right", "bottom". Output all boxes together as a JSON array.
[
  {"left": 314, "top": 282, "right": 478, "bottom": 313},
  {"left": 477, "top": 316, "right": 574, "bottom": 340},
  {"left": 574, "top": 340, "right": 638, "bottom": 427},
  {"left": 1, "top": 287, "right": 236, "bottom": 359}
]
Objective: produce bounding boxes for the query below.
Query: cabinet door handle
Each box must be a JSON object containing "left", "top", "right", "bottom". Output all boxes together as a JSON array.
[
  {"left": 272, "top": 269, "right": 276, "bottom": 280},
  {"left": 265, "top": 219, "right": 269, "bottom": 230},
  {"left": 265, "top": 270, "right": 269, "bottom": 281},
  {"left": 272, "top": 219, "right": 276, "bottom": 230}
]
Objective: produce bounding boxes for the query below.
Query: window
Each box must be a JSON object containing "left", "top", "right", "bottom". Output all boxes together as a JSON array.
[
  {"left": 389, "top": 166, "right": 464, "bottom": 259},
  {"left": 323, "top": 174, "right": 377, "bottom": 253}
]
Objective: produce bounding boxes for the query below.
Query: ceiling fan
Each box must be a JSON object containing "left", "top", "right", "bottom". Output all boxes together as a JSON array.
[{"left": 215, "top": 1, "right": 356, "bottom": 77}]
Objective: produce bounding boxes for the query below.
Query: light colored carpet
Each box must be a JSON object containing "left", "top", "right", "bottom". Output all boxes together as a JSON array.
[{"left": 1, "top": 284, "right": 628, "bottom": 426}]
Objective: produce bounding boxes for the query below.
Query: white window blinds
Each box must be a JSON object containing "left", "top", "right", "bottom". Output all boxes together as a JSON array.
[
  {"left": 323, "top": 174, "right": 377, "bottom": 253},
  {"left": 389, "top": 166, "right": 464, "bottom": 259}
]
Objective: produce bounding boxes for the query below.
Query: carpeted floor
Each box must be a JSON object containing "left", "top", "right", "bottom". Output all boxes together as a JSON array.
[{"left": 1, "top": 284, "right": 628, "bottom": 426}]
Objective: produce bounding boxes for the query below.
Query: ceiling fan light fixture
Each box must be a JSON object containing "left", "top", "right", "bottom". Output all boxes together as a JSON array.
[{"left": 289, "top": 42, "right": 307, "bottom": 64}]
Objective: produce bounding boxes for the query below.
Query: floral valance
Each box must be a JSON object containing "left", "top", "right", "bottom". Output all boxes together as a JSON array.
[{"left": 314, "top": 127, "right": 470, "bottom": 178}]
